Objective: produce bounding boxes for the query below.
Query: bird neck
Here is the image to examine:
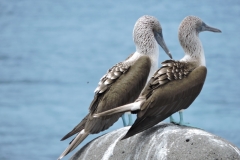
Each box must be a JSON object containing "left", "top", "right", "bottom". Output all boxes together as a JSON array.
[
  {"left": 132, "top": 27, "right": 159, "bottom": 79},
  {"left": 134, "top": 27, "right": 159, "bottom": 56},
  {"left": 179, "top": 32, "right": 206, "bottom": 67}
]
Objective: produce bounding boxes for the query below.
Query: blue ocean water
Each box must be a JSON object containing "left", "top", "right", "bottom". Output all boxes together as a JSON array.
[{"left": 0, "top": 1, "right": 239, "bottom": 160}]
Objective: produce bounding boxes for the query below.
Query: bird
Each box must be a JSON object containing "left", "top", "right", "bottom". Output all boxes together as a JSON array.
[
  {"left": 93, "top": 15, "right": 221, "bottom": 140},
  {"left": 58, "top": 15, "right": 172, "bottom": 160}
]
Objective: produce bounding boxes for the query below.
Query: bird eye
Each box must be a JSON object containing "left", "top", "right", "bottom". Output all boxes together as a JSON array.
[
  {"left": 196, "top": 21, "right": 204, "bottom": 32},
  {"left": 202, "top": 22, "right": 206, "bottom": 27}
]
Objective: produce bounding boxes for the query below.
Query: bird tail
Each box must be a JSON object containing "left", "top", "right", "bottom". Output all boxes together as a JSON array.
[
  {"left": 93, "top": 101, "right": 142, "bottom": 118},
  {"left": 57, "top": 130, "right": 89, "bottom": 160},
  {"left": 60, "top": 114, "right": 88, "bottom": 141}
]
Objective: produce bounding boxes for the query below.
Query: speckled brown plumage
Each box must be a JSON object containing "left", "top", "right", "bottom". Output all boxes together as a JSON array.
[
  {"left": 95, "top": 62, "right": 130, "bottom": 94},
  {"left": 150, "top": 60, "right": 191, "bottom": 88}
]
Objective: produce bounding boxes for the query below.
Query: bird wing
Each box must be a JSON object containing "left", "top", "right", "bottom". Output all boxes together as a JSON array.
[
  {"left": 61, "top": 55, "right": 151, "bottom": 139},
  {"left": 85, "top": 55, "right": 152, "bottom": 134},
  {"left": 122, "top": 62, "right": 207, "bottom": 139}
]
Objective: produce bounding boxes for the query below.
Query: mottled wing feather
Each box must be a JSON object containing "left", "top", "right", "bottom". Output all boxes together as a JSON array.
[
  {"left": 122, "top": 64, "right": 207, "bottom": 139},
  {"left": 140, "top": 60, "right": 191, "bottom": 97}
]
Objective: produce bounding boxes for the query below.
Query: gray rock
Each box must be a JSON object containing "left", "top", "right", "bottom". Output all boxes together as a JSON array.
[{"left": 70, "top": 123, "right": 240, "bottom": 160}]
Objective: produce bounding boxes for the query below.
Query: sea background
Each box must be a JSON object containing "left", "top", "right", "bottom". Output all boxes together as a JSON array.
[{"left": 0, "top": 1, "right": 239, "bottom": 160}]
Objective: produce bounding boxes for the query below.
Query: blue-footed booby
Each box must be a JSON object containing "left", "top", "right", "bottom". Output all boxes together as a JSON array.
[
  {"left": 58, "top": 15, "right": 172, "bottom": 159},
  {"left": 94, "top": 16, "right": 221, "bottom": 139}
]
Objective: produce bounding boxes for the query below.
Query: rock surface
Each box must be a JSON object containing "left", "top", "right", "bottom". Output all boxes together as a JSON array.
[{"left": 70, "top": 123, "right": 240, "bottom": 160}]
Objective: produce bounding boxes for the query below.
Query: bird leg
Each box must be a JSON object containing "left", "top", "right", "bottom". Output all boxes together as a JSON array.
[
  {"left": 121, "top": 112, "right": 133, "bottom": 127},
  {"left": 178, "top": 110, "right": 190, "bottom": 126},
  {"left": 121, "top": 114, "right": 127, "bottom": 126},
  {"left": 127, "top": 112, "right": 133, "bottom": 126}
]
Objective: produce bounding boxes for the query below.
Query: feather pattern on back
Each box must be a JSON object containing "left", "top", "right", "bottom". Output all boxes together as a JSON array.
[{"left": 150, "top": 60, "right": 191, "bottom": 88}]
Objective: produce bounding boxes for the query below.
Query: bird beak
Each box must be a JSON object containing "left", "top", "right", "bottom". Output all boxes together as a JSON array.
[
  {"left": 154, "top": 31, "right": 172, "bottom": 59},
  {"left": 202, "top": 23, "right": 222, "bottom": 33}
]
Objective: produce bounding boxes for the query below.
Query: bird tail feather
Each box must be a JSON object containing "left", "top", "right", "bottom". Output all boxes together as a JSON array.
[
  {"left": 93, "top": 101, "right": 142, "bottom": 118},
  {"left": 58, "top": 130, "right": 89, "bottom": 160}
]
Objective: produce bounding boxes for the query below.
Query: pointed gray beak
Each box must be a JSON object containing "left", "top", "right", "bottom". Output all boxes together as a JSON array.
[
  {"left": 202, "top": 23, "right": 222, "bottom": 33},
  {"left": 154, "top": 31, "right": 172, "bottom": 59}
]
